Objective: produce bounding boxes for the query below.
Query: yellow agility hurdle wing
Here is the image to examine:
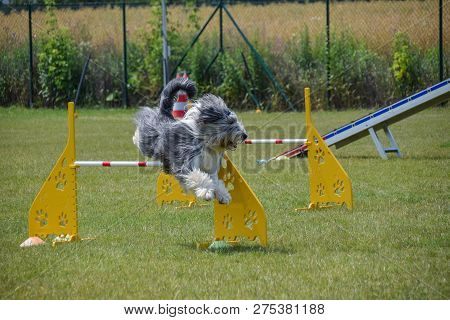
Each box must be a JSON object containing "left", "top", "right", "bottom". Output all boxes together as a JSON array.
[
  {"left": 155, "top": 155, "right": 267, "bottom": 248},
  {"left": 302, "top": 87, "right": 353, "bottom": 210},
  {"left": 28, "top": 102, "right": 78, "bottom": 240},
  {"left": 156, "top": 172, "right": 196, "bottom": 207},
  {"left": 213, "top": 154, "right": 267, "bottom": 246}
]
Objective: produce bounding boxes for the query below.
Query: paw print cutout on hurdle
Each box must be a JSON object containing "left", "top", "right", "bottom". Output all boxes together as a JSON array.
[
  {"left": 224, "top": 172, "right": 235, "bottom": 191},
  {"left": 316, "top": 183, "right": 325, "bottom": 197},
  {"left": 55, "top": 171, "right": 67, "bottom": 191},
  {"left": 59, "top": 212, "right": 68, "bottom": 227},
  {"left": 313, "top": 136, "right": 319, "bottom": 145},
  {"left": 333, "top": 179, "right": 345, "bottom": 197},
  {"left": 314, "top": 148, "right": 325, "bottom": 165},
  {"left": 244, "top": 210, "right": 258, "bottom": 230},
  {"left": 161, "top": 177, "right": 173, "bottom": 195},
  {"left": 35, "top": 209, "right": 48, "bottom": 227},
  {"left": 222, "top": 213, "right": 233, "bottom": 230}
]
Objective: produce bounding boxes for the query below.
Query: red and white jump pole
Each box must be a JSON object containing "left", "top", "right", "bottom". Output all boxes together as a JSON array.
[
  {"left": 74, "top": 161, "right": 162, "bottom": 167},
  {"left": 244, "top": 138, "right": 306, "bottom": 144},
  {"left": 73, "top": 140, "right": 307, "bottom": 167}
]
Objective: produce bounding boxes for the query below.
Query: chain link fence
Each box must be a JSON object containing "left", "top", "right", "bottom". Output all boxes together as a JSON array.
[{"left": 0, "top": 1, "right": 448, "bottom": 109}]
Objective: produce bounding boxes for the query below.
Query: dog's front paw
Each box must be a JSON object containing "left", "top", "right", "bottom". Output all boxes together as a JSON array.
[
  {"left": 216, "top": 189, "right": 231, "bottom": 204},
  {"left": 215, "top": 180, "right": 232, "bottom": 204},
  {"left": 195, "top": 188, "right": 215, "bottom": 201}
]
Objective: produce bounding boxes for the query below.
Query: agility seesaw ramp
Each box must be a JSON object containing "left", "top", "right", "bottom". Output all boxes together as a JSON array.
[
  {"left": 25, "top": 102, "right": 267, "bottom": 248},
  {"left": 267, "top": 79, "right": 450, "bottom": 161}
]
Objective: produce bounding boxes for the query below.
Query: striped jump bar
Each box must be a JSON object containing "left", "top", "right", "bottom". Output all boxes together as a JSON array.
[
  {"left": 74, "top": 161, "right": 162, "bottom": 167},
  {"left": 244, "top": 138, "right": 306, "bottom": 144}
]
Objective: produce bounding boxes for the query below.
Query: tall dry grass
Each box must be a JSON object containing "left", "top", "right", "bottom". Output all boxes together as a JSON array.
[
  {"left": 222, "top": 1, "right": 446, "bottom": 55},
  {"left": 1, "top": 1, "right": 447, "bottom": 55}
]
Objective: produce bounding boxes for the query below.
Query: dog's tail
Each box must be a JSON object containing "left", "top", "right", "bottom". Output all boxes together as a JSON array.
[
  {"left": 159, "top": 78, "right": 197, "bottom": 119},
  {"left": 133, "top": 78, "right": 197, "bottom": 158},
  {"left": 133, "top": 107, "right": 161, "bottom": 158}
]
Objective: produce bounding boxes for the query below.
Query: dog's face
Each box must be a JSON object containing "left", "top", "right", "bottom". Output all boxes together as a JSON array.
[{"left": 185, "top": 94, "right": 247, "bottom": 150}]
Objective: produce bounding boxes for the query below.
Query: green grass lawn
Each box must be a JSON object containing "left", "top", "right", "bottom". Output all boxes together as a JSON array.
[{"left": 0, "top": 106, "right": 448, "bottom": 299}]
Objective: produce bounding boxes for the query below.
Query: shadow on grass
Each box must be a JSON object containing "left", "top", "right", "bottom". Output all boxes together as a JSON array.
[
  {"left": 335, "top": 154, "right": 382, "bottom": 160},
  {"left": 179, "top": 242, "right": 294, "bottom": 255}
]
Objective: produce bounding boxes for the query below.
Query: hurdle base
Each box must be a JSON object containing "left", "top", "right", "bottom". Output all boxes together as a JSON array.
[
  {"left": 196, "top": 240, "right": 240, "bottom": 251},
  {"left": 51, "top": 234, "right": 80, "bottom": 247},
  {"left": 20, "top": 233, "right": 81, "bottom": 248},
  {"left": 174, "top": 201, "right": 208, "bottom": 209}
]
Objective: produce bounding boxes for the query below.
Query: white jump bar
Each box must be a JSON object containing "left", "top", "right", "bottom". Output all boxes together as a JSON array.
[
  {"left": 74, "top": 161, "right": 162, "bottom": 167},
  {"left": 244, "top": 139, "right": 306, "bottom": 144}
]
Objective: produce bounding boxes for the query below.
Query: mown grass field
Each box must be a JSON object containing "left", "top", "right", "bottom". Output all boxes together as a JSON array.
[
  {"left": 0, "top": 105, "right": 449, "bottom": 299},
  {"left": 1, "top": 1, "right": 446, "bottom": 54}
]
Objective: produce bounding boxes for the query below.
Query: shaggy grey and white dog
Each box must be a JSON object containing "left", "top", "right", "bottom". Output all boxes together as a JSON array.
[{"left": 133, "top": 78, "right": 247, "bottom": 204}]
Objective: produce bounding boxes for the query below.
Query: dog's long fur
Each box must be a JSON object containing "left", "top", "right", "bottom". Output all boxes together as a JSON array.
[{"left": 133, "top": 78, "right": 247, "bottom": 204}]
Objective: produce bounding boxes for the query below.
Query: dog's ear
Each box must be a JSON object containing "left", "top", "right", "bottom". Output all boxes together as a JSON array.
[
  {"left": 197, "top": 94, "right": 232, "bottom": 124},
  {"left": 198, "top": 105, "right": 224, "bottom": 124}
]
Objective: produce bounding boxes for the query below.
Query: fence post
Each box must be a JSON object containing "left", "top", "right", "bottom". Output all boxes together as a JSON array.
[
  {"left": 122, "top": 2, "right": 129, "bottom": 108},
  {"left": 28, "top": 4, "right": 33, "bottom": 108},
  {"left": 162, "top": 0, "right": 169, "bottom": 86},
  {"left": 326, "top": 0, "right": 330, "bottom": 109},
  {"left": 439, "top": 0, "right": 443, "bottom": 82},
  {"left": 219, "top": 0, "right": 223, "bottom": 52}
]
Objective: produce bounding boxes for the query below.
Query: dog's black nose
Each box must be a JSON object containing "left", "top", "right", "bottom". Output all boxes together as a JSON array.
[{"left": 242, "top": 133, "right": 248, "bottom": 140}]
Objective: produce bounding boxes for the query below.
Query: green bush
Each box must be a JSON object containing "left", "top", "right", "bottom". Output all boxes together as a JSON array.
[
  {"left": 128, "top": 3, "right": 165, "bottom": 97},
  {"left": 128, "top": 0, "right": 198, "bottom": 102},
  {"left": 391, "top": 32, "right": 423, "bottom": 97},
  {"left": 179, "top": 38, "right": 270, "bottom": 110},
  {"left": 88, "top": 49, "right": 123, "bottom": 107},
  {"left": 246, "top": 40, "right": 285, "bottom": 111},
  {"left": 284, "top": 28, "right": 325, "bottom": 110},
  {"left": 216, "top": 52, "right": 248, "bottom": 106},
  {"left": 420, "top": 46, "right": 447, "bottom": 86},
  {"left": 181, "top": 34, "right": 220, "bottom": 87},
  {"left": 282, "top": 30, "right": 391, "bottom": 110},
  {"left": 317, "top": 31, "right": 390, "bottom": 109},
  {"left": 37, "top": 0, "right": 80, "bottom": 107}
]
